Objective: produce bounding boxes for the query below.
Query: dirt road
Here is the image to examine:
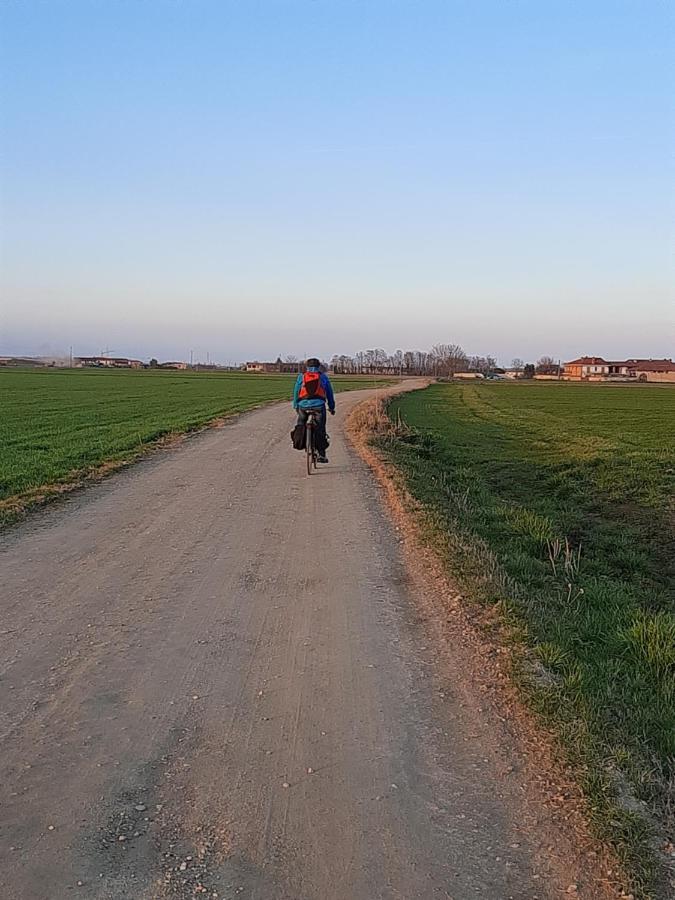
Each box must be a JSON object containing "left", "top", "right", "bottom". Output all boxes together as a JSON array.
[{"left": 1, "top": 386, "right": 604, "bottom": 899}]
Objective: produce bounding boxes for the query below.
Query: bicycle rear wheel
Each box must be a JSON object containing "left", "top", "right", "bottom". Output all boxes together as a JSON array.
[{"left": 306, "top": 424, "right": 313, "bottom": 475}]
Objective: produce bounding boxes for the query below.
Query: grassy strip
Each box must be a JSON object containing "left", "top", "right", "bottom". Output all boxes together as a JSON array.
[
  {"left": 0, "top": 368, "right": 392, "bottom": 526},
  {"left": 380, "top": 383, "right": 674, "bottom": 899}
]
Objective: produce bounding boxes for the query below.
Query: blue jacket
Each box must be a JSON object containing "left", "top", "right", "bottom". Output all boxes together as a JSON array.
[{"left": 293, "top": 368, "right": 335, "bottom": 412}]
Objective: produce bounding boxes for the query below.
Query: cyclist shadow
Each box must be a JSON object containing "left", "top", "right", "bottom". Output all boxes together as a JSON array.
[{"left": 311, "top": 464, "right": 349, "bottom": 476}]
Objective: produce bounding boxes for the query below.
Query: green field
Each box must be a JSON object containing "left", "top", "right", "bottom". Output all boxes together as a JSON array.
[
  {"left": 386, "top": 382, "right": 674, "bottom": 896},
  {"left": 0, "top": 367, "right": 388, "bottom": 519}
]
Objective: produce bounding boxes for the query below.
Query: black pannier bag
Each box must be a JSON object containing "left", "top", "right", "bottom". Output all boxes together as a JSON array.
[{"left": 291, "top": 423, "right": 306, "bottom": 450}]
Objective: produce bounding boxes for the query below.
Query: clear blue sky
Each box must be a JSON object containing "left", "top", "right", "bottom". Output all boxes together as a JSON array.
[{"left": 1, "top": 0, "right": 672, "bottom": 365}]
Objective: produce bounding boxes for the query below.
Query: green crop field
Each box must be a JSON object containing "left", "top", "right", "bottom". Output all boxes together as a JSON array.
[
  {"left": 386, "top": 382, "right": 674, "bottom": 895},
  {"left": 0, "top": 367, "right": 390, "bottom": 520}
]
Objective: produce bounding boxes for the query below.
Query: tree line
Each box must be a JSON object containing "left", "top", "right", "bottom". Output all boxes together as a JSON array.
[{"left": 329, "top": 346, "right": 560, "bottom": 377}]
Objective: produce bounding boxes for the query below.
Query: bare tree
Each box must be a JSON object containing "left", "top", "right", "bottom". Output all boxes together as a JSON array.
[
  {"left": 536, "top": 355, "right": 558, "bottom": 375},
  {"left": 431, "top": 343, "right": 468, "bottom": 376},
  {"left": 511, "top": 357, "right": 524, "bottom": 373}
]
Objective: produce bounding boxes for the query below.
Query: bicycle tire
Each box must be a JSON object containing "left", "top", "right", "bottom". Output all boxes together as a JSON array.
[
  {"left": 312, "top": 417, "right": 319, "bottom": 468},
  {"left": 306, "top": 423, "right": 313, "bottom": 475}
]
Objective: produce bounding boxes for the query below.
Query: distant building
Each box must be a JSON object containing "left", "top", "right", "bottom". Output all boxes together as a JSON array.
[
  {"left": 563, "top": 357, "right": 675, "bottom": 382},
  {"left": 159, "top": 361, "right": 188, "bottom": 370},
  {"left": 563, "top": 357, "right": 611, "bottom": 378},
  {"left": 627, "top": 359, "right": 675, "bottom": 383},
  {"left": 245, "top": 358, "right": 303, "bottom": 374},
  {"left": 76, "top": 356, "right": 143, "bottom": 368},
  {"left": 0, "top": 356, "right": 46, "bottom": 367},
  {"left": 0, "top": 356, "right": 50, "bottom": 369}
]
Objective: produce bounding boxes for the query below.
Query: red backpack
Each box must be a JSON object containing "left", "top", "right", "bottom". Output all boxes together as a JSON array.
[{"left": 298, "top": 371, "right": 327, "bottom": 401}]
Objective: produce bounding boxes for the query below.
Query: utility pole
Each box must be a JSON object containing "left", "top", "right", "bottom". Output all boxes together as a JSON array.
[
  {"left": 69, "top": 345, "right": 73, "bottom": 368},
  {"left": 189, "top": 349, "right": 194, "bottom": 368}
]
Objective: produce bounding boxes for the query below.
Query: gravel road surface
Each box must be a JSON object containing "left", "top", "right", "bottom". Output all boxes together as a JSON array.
[{"left": 1, "top": 385, "right": 602, "bottom": 899}]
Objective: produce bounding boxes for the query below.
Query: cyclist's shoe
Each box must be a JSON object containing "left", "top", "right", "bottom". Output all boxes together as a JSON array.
[{"left": 317, "top": 455, "right": 329, "bottom": 464}]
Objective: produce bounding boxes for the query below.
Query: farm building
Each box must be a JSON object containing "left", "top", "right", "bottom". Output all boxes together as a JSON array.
[
  {"left": 246, "top": 358, "right": 303, "bottom": 374},
  {"left": 563, "top": 357, "right": 675, "bottom": 382},
  {"left": 76, "top": 356, "right": 143, "bottom": 368},
  {"left": 627, "top": 359, "right": 675, "bottom": 382}
]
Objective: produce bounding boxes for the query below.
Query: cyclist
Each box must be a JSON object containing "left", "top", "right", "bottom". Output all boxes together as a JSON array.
[{"left": 293, "top": 358, "right": 335, "bottom": 463}]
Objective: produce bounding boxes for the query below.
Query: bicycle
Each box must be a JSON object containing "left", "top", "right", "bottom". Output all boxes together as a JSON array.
[{"left": 305, "top": 409, "right": 320, "bottom": 475}]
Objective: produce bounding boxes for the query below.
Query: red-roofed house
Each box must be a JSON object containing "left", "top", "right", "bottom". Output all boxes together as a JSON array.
[
  {"left": 563, "top": 357, "right": 610, "bottom": 379},
  {"left": 563, "top": 357, "right": 675, "bottom": 382}
]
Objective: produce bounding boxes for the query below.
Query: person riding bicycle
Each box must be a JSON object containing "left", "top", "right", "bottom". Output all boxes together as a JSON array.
[{"left": 293, "top": 358, "right": 335, "bottom": 463}]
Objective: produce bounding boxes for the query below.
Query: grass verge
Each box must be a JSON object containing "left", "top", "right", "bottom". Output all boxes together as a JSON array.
[{"left": 365, "top": 382, "right": 674, "bottom": 899}]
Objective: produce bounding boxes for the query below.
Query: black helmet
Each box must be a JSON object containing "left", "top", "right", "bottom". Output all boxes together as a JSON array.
[{"left": 306, "top": 357, "right": 321, "bottom": 368}]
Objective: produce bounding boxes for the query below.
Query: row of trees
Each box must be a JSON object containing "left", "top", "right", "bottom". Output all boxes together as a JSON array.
[
  {"left": 330, "top": 345, "right": 497, "bottom": 376},
  {"left": 329, "top": 346, "right": 561, "bottom": 377}
]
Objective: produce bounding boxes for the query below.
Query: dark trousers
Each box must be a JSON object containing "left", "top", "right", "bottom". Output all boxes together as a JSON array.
[{"left": 296, "top": 406, "right": 328, "bottom": 454}]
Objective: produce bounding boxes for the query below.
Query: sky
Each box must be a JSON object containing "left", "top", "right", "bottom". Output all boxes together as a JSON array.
[{"left": 1, "top": 0, "right": 673, "bottom": 365}]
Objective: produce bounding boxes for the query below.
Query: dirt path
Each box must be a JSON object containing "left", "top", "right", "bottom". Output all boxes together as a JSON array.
[{"left": 1, "top": 384, "right": 609, "bottom": 899}]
